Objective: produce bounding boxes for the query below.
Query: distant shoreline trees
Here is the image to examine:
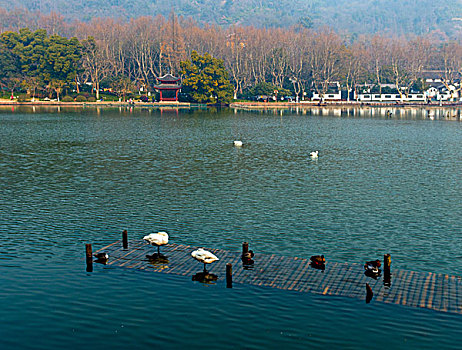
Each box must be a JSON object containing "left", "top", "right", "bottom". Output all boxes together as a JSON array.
[
  {"left": 0, "top": 28, "right": 81, "bottom": 101},
  {"left": 1, "top": 11, "right": 462, "bottom": 103}
]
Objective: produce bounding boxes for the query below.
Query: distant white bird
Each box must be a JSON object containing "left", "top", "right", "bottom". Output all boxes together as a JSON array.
[
  {"left": 310, "top": 150, "right": 319, "bottom": 159},
  {"left": 234, "top": 140, "right": 243, "bottom": 147},
  {"left": 191, "top": 248, "right": 219, "bottom": 272},
  {"left": 143, "top": 232, "right": 169, "bottom": 255}
]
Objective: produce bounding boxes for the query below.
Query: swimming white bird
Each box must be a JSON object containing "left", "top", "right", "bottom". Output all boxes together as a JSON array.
[
  {"left": 310, "top": 151, "right": 319, "bottom": 159},
  {"left": 191, "top": 248, "right": 219, "bottom": 272},
  {"left": 234, "top": 140, "right": 243, "bottom": 147},
  {"left": 143, "top": 232, "right": 169, "bottom": 255}
]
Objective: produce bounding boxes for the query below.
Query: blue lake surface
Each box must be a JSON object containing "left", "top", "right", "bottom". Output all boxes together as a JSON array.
[{"left": 0, "top": 106, "right": 461, "bottom": 349}]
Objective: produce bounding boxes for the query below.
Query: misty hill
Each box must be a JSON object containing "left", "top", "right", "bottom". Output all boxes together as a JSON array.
[{"left": 2, "top": 0, "right": 462, "bottom": 37}]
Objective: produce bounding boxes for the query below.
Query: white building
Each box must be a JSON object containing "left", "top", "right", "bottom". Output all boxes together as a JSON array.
[
  {"left": 311, "top": 82, "right": 342, "bottom": 101},
  {"left": 357, "top": 93, "right": 426, "bottom": 102}
]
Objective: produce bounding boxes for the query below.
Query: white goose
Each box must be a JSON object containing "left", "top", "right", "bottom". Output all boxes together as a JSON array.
[
  {"left": 143, "top": 232, "right": 169, "bottom": 255},
  {"left": 191, "top": 248, "right": 219, "bottom": 272},
  {"left": 310, "top": 150, "right": 319, "bottom": 159},
  {"left": 234, "top": 140, "right": 243, "bottom": 147}
]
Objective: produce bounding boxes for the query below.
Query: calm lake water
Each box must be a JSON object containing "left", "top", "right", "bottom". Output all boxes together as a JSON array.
[{"left": 0, "top": 106, "right": 461, "bottom": 349}]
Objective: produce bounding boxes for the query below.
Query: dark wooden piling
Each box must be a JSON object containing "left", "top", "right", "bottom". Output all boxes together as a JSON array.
[
  {"left": 384, "top": 254, "right": 391, "bottom": 272},
  {"left": 242, "top": 242, "right": 249, "bottom": 256},
  {"left": 226, "top": 263, "right": 233, "bottom": 288},
  {"left": 85, "top": 243, "right": 93, "bottom": 272},
  {"left": 122, "top": 230, "right": 128, "bottom": 249},
  {"left": 384, "top": 254, "right": 391, "bottom": 286}
]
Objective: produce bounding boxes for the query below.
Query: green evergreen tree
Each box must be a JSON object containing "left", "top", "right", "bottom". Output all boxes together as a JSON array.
[
  {"left": 0, "top": 41, "right": 21, "bottom": 96},
  {"left": 42, "top": 35, "right": 82, "bottom": 101},
  {"left": 180, "top": 51, "right": 233, "bottom": 104},
  {"left": 0, "top": 28, "right": 82, "bottom": 100}
]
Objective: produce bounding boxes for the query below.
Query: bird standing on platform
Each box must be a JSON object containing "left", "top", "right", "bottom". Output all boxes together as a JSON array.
[
  {"left": 310, "top": 151, "right": 319, "bottom": 159},
  {"left": 242, "top": 250, "right": 255, "bottom": 267},
  {"left": 191, "top": 248, "right": 219, "bottom": 272},
  {"left": 310, "top": 255, "right": 326, "bottom": 269},
  {"left": 143, "top": 232, "right": 169, "bottom": 255},
  {"left": 242, "top": 250, "right": 254, "bottom": 261},
  {"left": 364, "top": 259, "right": 381, "bottom": 274}
]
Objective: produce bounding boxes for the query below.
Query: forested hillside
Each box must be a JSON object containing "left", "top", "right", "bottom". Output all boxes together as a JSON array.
[{"left": 1, "top": 0, "right": 462, "bottom": 38}]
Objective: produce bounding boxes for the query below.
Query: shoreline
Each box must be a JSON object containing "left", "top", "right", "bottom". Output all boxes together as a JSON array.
[
  {"left": 230, "top": 101, "right": 462, "bottom": 109},
  {"left": 1, "top": 100, "right": 462, "bottom": 109},
  {"left": 0, "top": 100, "right": 196, "bottom": 108}
]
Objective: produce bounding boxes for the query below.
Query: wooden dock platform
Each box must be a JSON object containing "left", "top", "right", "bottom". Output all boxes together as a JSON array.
[{"left": 94, "top": 240, "right": 462, "bottom": 314}]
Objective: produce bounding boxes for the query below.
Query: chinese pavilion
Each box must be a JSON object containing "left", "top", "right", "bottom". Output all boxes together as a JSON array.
[{"left": 153, "top": 74, "right": 181, "bottom": 102}]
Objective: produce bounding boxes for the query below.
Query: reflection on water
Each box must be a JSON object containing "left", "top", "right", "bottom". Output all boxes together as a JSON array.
[
  {"left": 384, "top": 270, "right": 392, "bottom": 288},
  {"left": 2, "top": 104, "right": 462, "bottom": 121},
  {"left": 192, "top": 271, "right": 218, "bottom": 284},
  {"left": 241, "top": 258, "right": 255, "bottom": 269},
  {"left": 229, "top": 105, "right": 462, "bottom": 121},
  {"left": 0, "top": 106, "right": 461, "bottom": 349},
  {"left": 146, "top": 253, "right": 169, "bottom": 267},
  {"left": 364, "top": 269, "right": 381, "bottom": 280},
  {"left": 366, "top": 283, "right": 374, "bottom": 303}
]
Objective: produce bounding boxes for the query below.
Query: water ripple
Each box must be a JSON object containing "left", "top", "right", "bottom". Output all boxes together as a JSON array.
[{"left": 0, "top": 107, "right": 461, "bottom": 349}]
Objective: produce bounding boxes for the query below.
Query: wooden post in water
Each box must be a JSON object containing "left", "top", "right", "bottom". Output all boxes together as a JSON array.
[
  {"left": 242, "top": 242, "right": 249, "bottom": 256},
  {"left": 384, "top": 254, "right": 391, "bottom": 272},
  {"left": 384, "top": 254, "right": 391, "bottom": 286},
  {"left": 122, "top": 230, "right": 128, "bottom": 249},
  {"left": 226, "top": 263, "right": 233, "bottom": 288},
  {"left": 86, "top": 244, "right": 93, "bottom": 272}
]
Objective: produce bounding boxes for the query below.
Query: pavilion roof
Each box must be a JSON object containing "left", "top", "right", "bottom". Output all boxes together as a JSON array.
[
  {"left": 154, "top": 84, "right": 181, "bottom": 90},
  {"left": 156, "top": 74, "right": 181, "bottom": 82}
]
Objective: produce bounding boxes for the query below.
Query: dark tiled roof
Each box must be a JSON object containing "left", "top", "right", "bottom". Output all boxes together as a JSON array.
[
  {"left": 420, "top": 70, "right": 445, "bottom": 80},
  {"left": 154, "top": 84, "right": 181, "bottom": 90},
  {"left": 157, "top": 74, "right": 180, "bottom": 82}
]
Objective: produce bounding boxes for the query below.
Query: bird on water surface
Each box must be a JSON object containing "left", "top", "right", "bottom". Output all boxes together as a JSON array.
[
  {"left": 94, "top": 252, "right": 109, "bottom": 263},
  {"left": 234, "top": 140, "right": 243, "bottom": 147},
  {"left": 310, "top": 151, "right": 319, "bottom": 159},
  {"left": 191, "top": 248, "right": 219, "bottom": 272},
  {"left": 143, "top": 232, "right": 169, "bottom": 255}
]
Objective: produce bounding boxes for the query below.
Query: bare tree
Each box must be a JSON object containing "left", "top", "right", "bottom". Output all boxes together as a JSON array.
[
  {"left": 308, "top": 29, "right": 344, "bottom": 98},
  {"left": 366, "top": 35, "right": 392, "bottom": 94},
  {"left": 287, "top": 29, "right": 311, "bottom": 101},
  {"left": 223, "top": 27, "right": 248, "bottom": 99},
  {"left": 81, "top": 36, "right": 111, "bottom": 99},
  {"left": 439, "top": 41, "right": 462, "bottom": 99}
]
